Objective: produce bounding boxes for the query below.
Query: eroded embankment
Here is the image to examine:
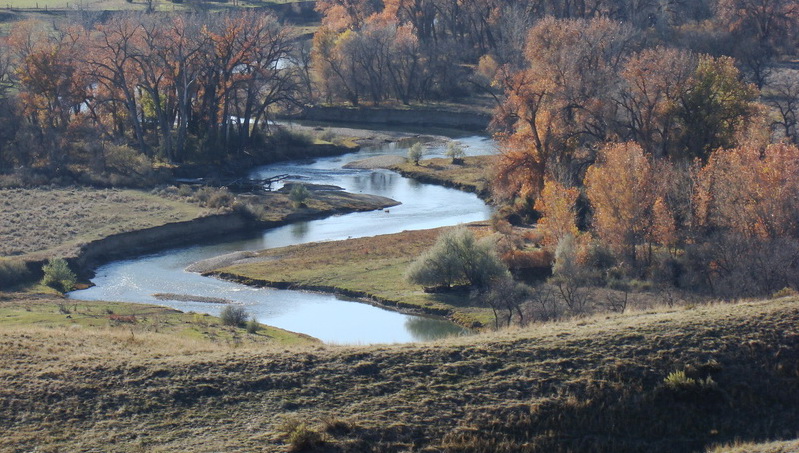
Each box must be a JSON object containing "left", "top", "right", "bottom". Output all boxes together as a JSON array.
[
  {"left": 20, "top": 191, "right": 398, "bottom": 284},
  {"left": 288, "top": 106, "right": 491, "bottom": 131}
]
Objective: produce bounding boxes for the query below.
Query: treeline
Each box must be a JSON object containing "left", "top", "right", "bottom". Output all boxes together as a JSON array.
[
  {"left": 311, "top": 0, "right": 798, "bottom": 105},
  {"left": 488, "top": 14, "right": 799, "bottom": 299},
  {"left": 0, "top": 10, "right": 306, "bottom": 184}
]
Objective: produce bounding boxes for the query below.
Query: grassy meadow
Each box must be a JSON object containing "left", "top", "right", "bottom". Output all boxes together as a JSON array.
[
  {"left": 0, "top": 295, "right": 797, "bottom": 451},
  {"left": 391, "top": 155, "right": 494, "bottom": 198},
  {"left": 0, "top": 293, "right": 316, "bottom": 346},
  {"left": 210, "top": 224, "right": 497, "bottom": 327}
]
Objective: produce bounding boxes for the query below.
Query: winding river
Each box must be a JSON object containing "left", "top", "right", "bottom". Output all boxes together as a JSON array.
[{"left": 70, "top": 130, "right": 495, "bottom": 344}]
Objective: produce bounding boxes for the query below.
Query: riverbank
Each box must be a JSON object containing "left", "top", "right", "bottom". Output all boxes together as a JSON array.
[
  {"left": 0, "top": 186, "right": 398, "bottom": 289},
  {"left": 1, "top": 295, "right": 797, "bottom": 451},
  {"left": 0, "top": 293, "right": 318, "bottom": 347},
  {"left": 204, "top": 224, "right": 496, "bottom": 328},
  {"left": 284, "top": 104, "right": 492, "bottom": 131},
  {"left": 389, "top": 155, "right": 495, "bottom": 200}
]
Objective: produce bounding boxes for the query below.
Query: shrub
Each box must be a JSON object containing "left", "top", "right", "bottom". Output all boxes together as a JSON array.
[
  {"left": 104, "top": 143, "right": 152, "bottom": 177},
  {"left": 406, "top": 226, "right": 509, "bottom": 289},
  {"left": 445, "top": 142, "right": 466, "bottom": 163},
  {"left": 220, "top": 305, "right": 248, "bottom": 327},
  {"left": 408, "top": 143, "right": 424, "bottom": 165},
  {"left": 246, "top": 317, "right": 259, "bottom": 334},
  {"left": 289, "top": 184, "right": 310, "bottom": 208},
  {"left": 206, "top": 188, "right": 234, "bottom": 209},
  {"left": 42, "top": 258, "right": 77, "bottom": 293}
]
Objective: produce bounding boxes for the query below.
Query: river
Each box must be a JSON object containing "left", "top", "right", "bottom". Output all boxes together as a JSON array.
[{"left": 69, "top": 131, "right": 495, "bottom": 344}]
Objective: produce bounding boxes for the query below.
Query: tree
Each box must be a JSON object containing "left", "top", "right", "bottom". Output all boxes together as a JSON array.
[
  {"left": 533, "top": 178, "right": 579, "bottom": 247},
  {"left": 42, "top": 258, "right": 77, "bottom": 293},
  {"left": 584, "top": 142, "right": 656, "bottom": 265},
  {"left": 694, "top": 143, "right": 799, "bottom": 239},
  {"left": 765, "top": 70, "right": 799, "bottom": 144},
  {"left": 618, "top": 47, "right": 696, "bottom": 158},
  {"left": 445, "top": 142, "right": 465, "bottom": 163},
  {"left": 405, "top": 226, "right": 508, "bottom": 289},
  {"left": 408, "top": 142, "right": 423, "bottom": 165},
  {"left": 676, "top": 55, "right": 758, "bottom": 160}
]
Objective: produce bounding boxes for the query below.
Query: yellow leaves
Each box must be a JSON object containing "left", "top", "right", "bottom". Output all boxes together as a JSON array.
[
  {"left": 534, "top": 178, "right": 579, "bottom": 247},
  {"left": 584, "top": 142, "right": 655, "bottom": 258},
  {"left": 697, "top": 143, "right": 799, "bottom": 239}
]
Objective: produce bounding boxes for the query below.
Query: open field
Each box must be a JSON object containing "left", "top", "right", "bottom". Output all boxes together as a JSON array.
[
  {"left": 0, "top": 295, "right": 797, "bottom": 451},
  {"left": 209, "top": 224, "right": 497, "bottom": 327},
  {"left": 390, "top": 155, "right": 494, "bottom": 199},
  {"left": 0, "top": 187, "right": 208, "bottom": 261}
]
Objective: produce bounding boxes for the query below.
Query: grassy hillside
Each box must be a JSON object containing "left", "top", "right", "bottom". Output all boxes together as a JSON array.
[{"left": 1, "top": 295, "right": 797, "bottom": 451}]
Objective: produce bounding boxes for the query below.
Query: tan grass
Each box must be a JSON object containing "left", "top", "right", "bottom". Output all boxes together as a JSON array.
[
  {"left": 391, "top": 155, "right": 495, "bottom": 197},
  {"left": 0, "top": 296, "right": 797, "bottom": 451},
  {"left": 0, "top": 187, "right": 207, "bottom": 260}
]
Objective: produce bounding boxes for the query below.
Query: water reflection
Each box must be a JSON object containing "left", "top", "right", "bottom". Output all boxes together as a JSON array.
[
  {"left": 291, "top": 221, "right": 310, "bottom": 240},
  {"left": 405, "top": 316, "right": 469, "bottom": 342}
]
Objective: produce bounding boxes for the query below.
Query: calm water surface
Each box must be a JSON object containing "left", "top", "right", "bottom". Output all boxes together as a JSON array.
[{"left": 70, "top": 133, "right": 495, "bottom": 344}]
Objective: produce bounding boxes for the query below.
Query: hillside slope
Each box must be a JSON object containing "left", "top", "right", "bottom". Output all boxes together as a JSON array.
[{"left": 1, "top": 297, "right": 797, "bottom": 452}]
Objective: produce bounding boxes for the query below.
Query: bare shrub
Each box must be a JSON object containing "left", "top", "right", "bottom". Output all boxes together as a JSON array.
[
  {"left": 479, "top": 277, "right": 531, "bottom": 328},
  {"left": 220, "top": 305, "right": 248, "bottom": 327},
  {"left": 683, "top": 233, "right": 799, "bottom": 298},
  {"left": 104, "top": 144, "right": 152, "bottom": 177},
  {"left": 550, "top": 234, "right": 593, "bottom": 314}
]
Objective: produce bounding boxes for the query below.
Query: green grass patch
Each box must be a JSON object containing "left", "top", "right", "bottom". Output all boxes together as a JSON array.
[{"left": 0, "top": 294, "right": 316, "bottom": 346}]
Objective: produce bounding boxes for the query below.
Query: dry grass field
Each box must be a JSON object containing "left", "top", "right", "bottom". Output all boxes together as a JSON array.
[
  {"left": 0, "top": 295, "right": 796, "bottom": 452},
  {"left": 210, "top": 224, "right": 497, "bottom": 327},
  {"left": 0, "top": 187, "right": 208, "bottom": 261}
]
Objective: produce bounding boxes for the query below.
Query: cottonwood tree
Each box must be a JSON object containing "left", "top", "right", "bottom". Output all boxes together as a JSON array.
[
  {"left": 584, "top": 142, "right": 656, "bottom": 266},
  {"left": 492, "top": 17, "right": 637, "bottom": 204},
  {"left": 533, "top": 178, "right": 579, "bottom": 247},
  {"left": 766, "top": 70, "right": 799, "bottom": 144}
]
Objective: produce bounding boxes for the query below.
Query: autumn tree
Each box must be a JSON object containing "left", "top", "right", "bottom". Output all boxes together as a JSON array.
[
  {"left": 492, "top": 16, "right": 637, "bottom": 204},
  {"left": 584, "top": 142, "right": 656, "bottom": 265},
  {"left": 533, "top": 178, "right": 580, "bottom": 247},
  {"left": 617, "top": 47, "right": 696, "bottom": 158},
  {"left": 694, "top": 143, "right": 799, "bottom": 239}
]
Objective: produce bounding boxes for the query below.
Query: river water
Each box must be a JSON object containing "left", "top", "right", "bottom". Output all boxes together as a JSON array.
[{"left": 69, "top": 132, "right": 495, "bottom": 344}]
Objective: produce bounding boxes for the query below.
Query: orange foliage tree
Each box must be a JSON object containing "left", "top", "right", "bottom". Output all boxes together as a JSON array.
[
  {"left": 695, "top": 143, "right": 799, "bottom": 239},
  {"left": 583, "top": 142, "right": 656, "bottom": 264},
  {"left": 534, "top": 178, "right": 580, "bottom": 247}
]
